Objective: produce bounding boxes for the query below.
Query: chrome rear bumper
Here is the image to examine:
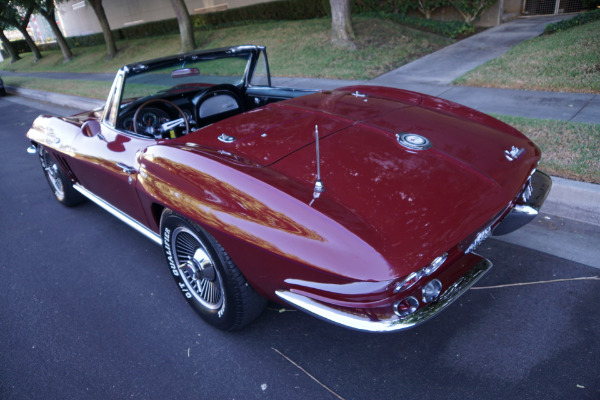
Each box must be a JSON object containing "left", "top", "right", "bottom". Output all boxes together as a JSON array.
[
  {"left": 276, "top": 257, "right": 492, "bottom": 332},
  {"left": 493, "top": 170, "right": 552, "bottom": 236}
]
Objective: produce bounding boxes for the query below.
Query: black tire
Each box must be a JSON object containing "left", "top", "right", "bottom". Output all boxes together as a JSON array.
[
  {"left": 160, "top": 209, "right": 266, "bottom": 331},
  {"left": 38, "top": 146, "right": 85, "bottom": 207}
]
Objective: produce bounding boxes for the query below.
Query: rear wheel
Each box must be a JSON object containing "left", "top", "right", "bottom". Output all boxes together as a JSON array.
[
  {"left": 160, "top": 209, "right": 266, "bottom": 331},
  {"left": 38, "top": 146, "right": 85, "bottom": 207}
]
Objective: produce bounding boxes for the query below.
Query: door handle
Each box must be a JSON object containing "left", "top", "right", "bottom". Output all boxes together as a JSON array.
[
  {"left": 116, "top": 163, "right": 136, "bottom": 174},
  {"left": 116, "top": 163, "right": 136, "bottom": 185}
]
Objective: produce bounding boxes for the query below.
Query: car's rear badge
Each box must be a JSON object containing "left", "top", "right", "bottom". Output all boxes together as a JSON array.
[
  {"left": 396, "top": 133, "right": 432, "bottom": 151},
  {"left": 505, "top": 146, "right": 525, "bottom": 161}
]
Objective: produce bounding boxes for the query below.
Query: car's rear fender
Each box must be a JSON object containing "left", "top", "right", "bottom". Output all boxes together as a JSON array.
[{"left": 134, "top": 143, "right": 398, "bottom": 296}]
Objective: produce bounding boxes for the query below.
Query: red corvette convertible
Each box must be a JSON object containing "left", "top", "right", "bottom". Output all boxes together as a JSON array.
[{"left": 26, "top": 45, "right": 551, "bottom": 332}]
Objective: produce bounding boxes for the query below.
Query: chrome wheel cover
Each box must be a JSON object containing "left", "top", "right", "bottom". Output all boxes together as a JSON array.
[
  {"left": 171, "top": 227, "right": 224, "bottom": 310},
  {"left": 39, "top": 149, "right": 65, "bottom": 200}
]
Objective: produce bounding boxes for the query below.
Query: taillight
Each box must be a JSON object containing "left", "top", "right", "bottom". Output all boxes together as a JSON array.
[{"left": 394, "top": 253, "right": 448, "bottom": 294}]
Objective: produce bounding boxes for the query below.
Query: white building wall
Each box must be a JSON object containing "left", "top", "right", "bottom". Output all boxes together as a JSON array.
[{"left": 56, "top": 0, "right": 277, "bottom": 37}]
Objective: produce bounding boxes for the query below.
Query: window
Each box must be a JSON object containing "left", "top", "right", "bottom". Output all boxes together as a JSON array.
[
  {"left": 250, "top": 50, "right": 270, "bottom": 87},
  {"left": 103, "top": 73, "right": 124, "bottom": 127},
  {"left": 122, "top": 56, "right": 251, "bottom": 102}
]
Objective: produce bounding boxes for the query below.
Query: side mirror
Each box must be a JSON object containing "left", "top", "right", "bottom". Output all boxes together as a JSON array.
[{"left": 81, "top": 120, "right": 101, "bottom": 138}]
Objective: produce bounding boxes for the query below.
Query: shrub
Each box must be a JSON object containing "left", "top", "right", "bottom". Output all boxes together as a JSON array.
[
  {"left": 415, "top": 0, "right": 450, "bottom": 20},
  {"left": 382, "top": 12, "right": 474, "bottom": 38},
  {"left": 65, "top": 33, "right": 106, "bottom": 48},
  {"left": 448, "top": 0, "right": 497, "bottom": 23},
  {"left": 544, "top": 9, "right": 600, "bottom": 34},
  {"left": 192, "top": 0, "right": 330, "bottom": 28},
  {"left": 351, "top": 0, "right": 414, "bottom": 14},
  {"left": 583, "top": 0, "right": 600, "bottom": 9},
  {"left": 5, "top": 39, "right": 29, "bottom": 54},
  {"left": 120, "top": 19, "right": 179, "bottom": 39}
]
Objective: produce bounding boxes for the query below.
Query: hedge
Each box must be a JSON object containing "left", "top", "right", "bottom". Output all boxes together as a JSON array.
[
  {"left": 5, "top": 38, "right": 30, "bottom": 54},
  {"left": 381, "top": 12, "right": 474, "bottom": 38},
  {"left": 544, "top": 9, "right": 600, "bottom": 34},
  {"left": 351, "top": 0, "right": 414, "bottom": 14},
  {"left": 192, "top": 0, "right": 329, "bottom": 28}
]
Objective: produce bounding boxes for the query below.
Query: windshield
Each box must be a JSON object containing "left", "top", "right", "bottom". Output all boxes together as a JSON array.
[{"left": 122, "top": 55, "right": 252, "bottom": 101}]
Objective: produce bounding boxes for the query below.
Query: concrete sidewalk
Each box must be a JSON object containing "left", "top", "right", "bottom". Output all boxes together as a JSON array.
[
  {"left": 274, "top": 15, "right": 598, "bottom": 124},
  {"left": 373, "top": 15, "right": 571, "bottom": 86},
  {"left": 272, "top": 77, "right": 600, "bottom": 124}
]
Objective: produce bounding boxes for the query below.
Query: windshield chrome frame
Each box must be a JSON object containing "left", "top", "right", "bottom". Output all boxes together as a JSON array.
[{"left": 102, "top": 69, "right": 127, "bottom": 128}]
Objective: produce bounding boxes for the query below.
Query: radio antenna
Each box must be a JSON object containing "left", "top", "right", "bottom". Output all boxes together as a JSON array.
[{"left": 314, "top": 125, "right": 324, "bottom": 195}]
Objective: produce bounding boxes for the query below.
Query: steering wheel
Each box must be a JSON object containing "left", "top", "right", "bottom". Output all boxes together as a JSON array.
[{"left": 133, "top": 98, "right": 190, "bottom": 138}]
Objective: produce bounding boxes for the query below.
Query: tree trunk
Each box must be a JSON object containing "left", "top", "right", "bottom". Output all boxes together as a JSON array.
[
  {"left": 329, "top": 0, "right": 356, "bottom": 49},
  {"left": 39, "top": 8, "right": 73, "bottom": 62},
  {"left": 169, "top": 0, "right": 196, "bottom": 53},
  {"left": 16, "top": 25, "right": 42, "bottom": 62},
  {"left": 0, "top": 29, "right": 21, "bottom": 63},
  {"left": 87, "top": 0, "right": 117, "bottom": 59},
  {"left": 418, "top": 0, "right": 435, "bottom": 19},
  {"left": 14, "top": 6, "right": 42, "bottom": 62}
]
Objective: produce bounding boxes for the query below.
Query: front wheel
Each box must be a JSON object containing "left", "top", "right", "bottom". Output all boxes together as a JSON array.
[
  {"left": 160, "top": 210, "right": 266, "bottom": 331},
  {"left": 38, "top": 146, "right": 85, "bottom": 207}
]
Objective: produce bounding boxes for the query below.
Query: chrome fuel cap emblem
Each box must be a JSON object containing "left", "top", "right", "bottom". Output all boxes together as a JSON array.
[
  {"left": 396, "top": 133, "right": 432, "bottom": 150},
  {"left": 218, "top": 133, "right": 236, "bottom": 143}
]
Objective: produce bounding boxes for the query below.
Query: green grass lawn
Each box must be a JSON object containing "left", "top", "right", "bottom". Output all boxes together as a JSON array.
[
  {"left": 455, "top": 19, "right": 600, "bottom": 94},
  {"left": 203, "top": 18, "right": 453, "bottom": 79},
  {"left": 495, "top": 115, "right": 600, "bottom": 184},
  {"left": 1, "top": 32, "right": 188, "bottom": 74},
  {"left": 0, "top": 17, "right": 452, "bottom": 80},
  {"left": 1, "top": 16, "right": 452, "bottom": 99}
]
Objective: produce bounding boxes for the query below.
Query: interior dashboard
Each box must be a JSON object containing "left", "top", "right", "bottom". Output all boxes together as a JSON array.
[{"left": 117, "top": 84, "right": 245, "bottom": 138}]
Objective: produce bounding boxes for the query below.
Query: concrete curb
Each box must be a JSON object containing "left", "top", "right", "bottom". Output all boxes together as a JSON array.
[
  {"left": 6, "top": 86, "right": 105, "bottom": 111},
  {"left": 544, "top": 177, "right": 600, "bottom": 226},
  {"left": 6, "top": 85, "right": 600, "bottom": 226}
]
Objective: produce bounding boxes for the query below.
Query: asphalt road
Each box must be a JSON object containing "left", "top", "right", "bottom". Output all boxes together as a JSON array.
[{"left": 1, "top": 95, "right": 599, "bottom": 400}]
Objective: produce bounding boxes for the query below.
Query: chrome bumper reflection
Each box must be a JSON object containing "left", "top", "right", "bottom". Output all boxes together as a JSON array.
[
  {"left": 493, "top": 170, "right": 552, "bottom": 236},
  {"left": 275, "top": 257, "right": 493, "bottom": 333}
]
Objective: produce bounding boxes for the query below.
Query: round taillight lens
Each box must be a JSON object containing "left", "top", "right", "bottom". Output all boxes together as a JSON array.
[
  {"left": 394, "top": 271, "right": 422, "bottom": 293},
  {"left": 394, "top": 252, "right": 448, "bottom": 294},
  {"left": 423, "top": 253, "right": 447, "bottom": 276},
  {"left": 422, "top": 279, "right": 443, "bottom": 303},
  {"left": 393, "top": 296, "right": 419, "bottom": 317}
]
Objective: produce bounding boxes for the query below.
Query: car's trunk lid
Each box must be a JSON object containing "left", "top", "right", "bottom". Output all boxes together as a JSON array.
[
  {"left": 185, "top": 88, "right": 421, "bottom": 166},
  {"left": 181, "top": 88, "right": 539, "bottom": 276}
]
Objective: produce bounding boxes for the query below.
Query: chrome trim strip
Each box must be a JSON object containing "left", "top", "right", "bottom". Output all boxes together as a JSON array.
[
  {"left": 276, "top": 257, "right": 493, "bottom": 333},
  {"left": 493, "top": 170, "right": 552, "bottom": 236},
  {"left": 73, "top": 184, "right": 162, "bottom": 246}
]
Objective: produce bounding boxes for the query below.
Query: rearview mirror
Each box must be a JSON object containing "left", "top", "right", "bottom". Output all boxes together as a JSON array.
[{"left": 172, "top": 68, "right": 200, "bottom": 78}]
